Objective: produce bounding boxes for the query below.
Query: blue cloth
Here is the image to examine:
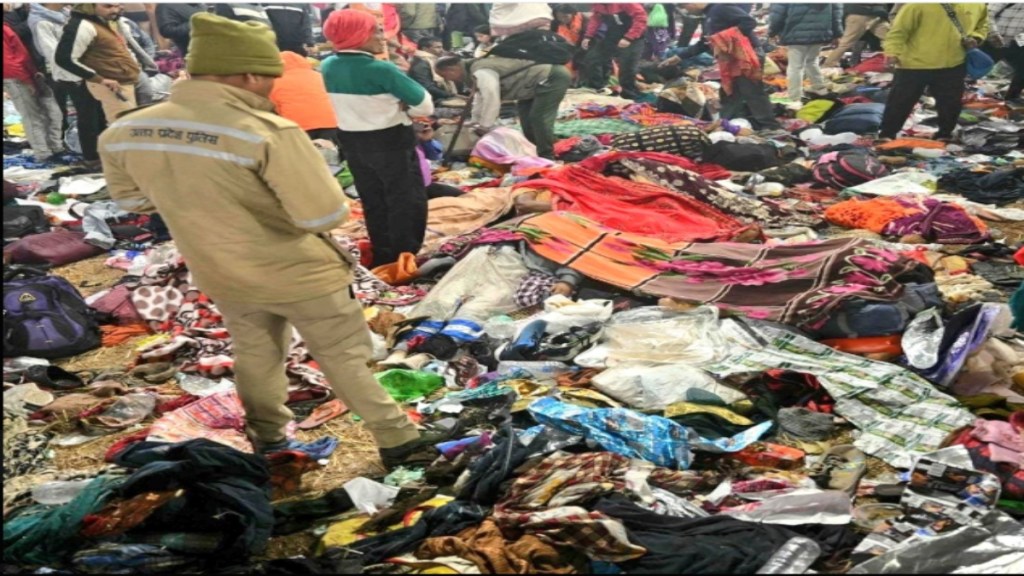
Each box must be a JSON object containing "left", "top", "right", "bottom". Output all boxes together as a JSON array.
[
  {"left": 288, "top": 436, "right": 339, "bottom": 460},
  {"left": 419, "top": 139, "right": 444, "bottom": 161},
  {"left": 528, "top": 398, "right": 773, "bottom": 470},
  {"left": 529, "top": 397, "right": 696, "bottom": 469}
]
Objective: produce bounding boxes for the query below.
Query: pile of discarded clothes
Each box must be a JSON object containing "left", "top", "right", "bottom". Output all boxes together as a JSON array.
[{"left": 4, "top": 19, "right": 1024, "bottom": 576}]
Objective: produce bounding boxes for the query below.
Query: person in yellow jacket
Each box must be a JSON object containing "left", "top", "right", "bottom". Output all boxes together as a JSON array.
[
  {"left": 878, "top": 3, "right": 989, "bottom": 141},
  {"left": 98, "top": 13, "right": 442, "bottom": 468}
]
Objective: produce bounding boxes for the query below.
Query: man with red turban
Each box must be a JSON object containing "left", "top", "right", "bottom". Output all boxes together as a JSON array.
[{"left": 321, "top": 9, "right": 435, "bottom": 278}]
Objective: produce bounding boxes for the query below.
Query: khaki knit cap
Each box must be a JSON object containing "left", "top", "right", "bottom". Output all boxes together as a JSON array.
[{"left": 186, "top": 12, "right": 284, "bottom": 77}]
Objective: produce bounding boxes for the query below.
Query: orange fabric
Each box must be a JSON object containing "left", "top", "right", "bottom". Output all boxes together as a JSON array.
[
  {"left": 101, "top": 323, "right": 151, "bottom": 347},
  {"left": 555, "top": 13, "right": 585, "bottom": 46},
  {"left": 371, "top": 252, "right": 419, "bottom": 285},
  {"left": 875, "top": 138, "right": 947, "bottom": 151},
  {"left": 707, "top": 27, "right": 762, "bottom": 96},
  {"left": 824, "top": 198, "right": 919, "bottom": 233},
  {"left": 820, "top": 335, "right": 902, "bottom": 355},
  {"left": 270, "top": 52, "right": 338, "bottom": 131}
]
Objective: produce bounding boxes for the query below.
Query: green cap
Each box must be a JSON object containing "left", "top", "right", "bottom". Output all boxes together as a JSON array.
[{"left": 186, "top": 13, "right": 284, "bottom": 77}]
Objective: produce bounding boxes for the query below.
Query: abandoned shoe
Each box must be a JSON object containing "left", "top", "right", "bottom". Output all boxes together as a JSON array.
[{"left": 379, "top": 429, "right": 457, "bottom": 470}]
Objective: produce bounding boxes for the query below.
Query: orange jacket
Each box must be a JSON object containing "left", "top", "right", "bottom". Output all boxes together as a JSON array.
[{"left": 270, "top": 51, "right": 338, "bottom": 132}]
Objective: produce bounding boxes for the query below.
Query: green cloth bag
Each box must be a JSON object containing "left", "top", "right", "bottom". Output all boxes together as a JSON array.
[{"left": 375, "top": 369, "right": 444, "bottom": 403}]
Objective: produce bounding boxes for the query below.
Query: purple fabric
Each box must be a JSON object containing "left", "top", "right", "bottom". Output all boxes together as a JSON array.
[
  {"left": 883, "top": 197, "right": 989, "bottom": 244},
  {"left": 417, "top": 147, "right": 432, "bottom": 186}
]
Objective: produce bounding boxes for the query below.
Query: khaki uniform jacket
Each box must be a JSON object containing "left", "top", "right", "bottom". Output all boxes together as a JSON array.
[{"left": 98, "top": 80, "right": 353, "bottom": 305}]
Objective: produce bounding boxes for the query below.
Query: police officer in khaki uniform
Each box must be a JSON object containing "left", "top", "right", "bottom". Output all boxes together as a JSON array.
[{"left": 99, "top": 12, "right": 439, "bottom": 467}]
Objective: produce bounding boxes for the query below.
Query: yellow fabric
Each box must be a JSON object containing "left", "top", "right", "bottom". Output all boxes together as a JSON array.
[
  {"left": 663, "top": 402, "right": 755, "bottom": 425},
  {"left": 186, "top": 13, "right": 284, "bottom": 77},
  {"left": 99, "top": 80, "right": 354, "bottom": 304},
  {"left": 884, "top": 3, "right": 989, "bottom": 70}
]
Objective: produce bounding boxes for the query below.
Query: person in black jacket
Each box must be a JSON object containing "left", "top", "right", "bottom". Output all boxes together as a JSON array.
[
  {"left": 156, "top": 3, "right": 208, "bottom": 56},
  {"left": 823, "top": 3, "right": 890, "bottom": 67},
  {"left": 442, "top": 2, "right": 488, "bottom": 49},
  {"left": 768, "top": 4, "right": 843, "bottom": 100},
  {"left": 263, "top": 3, "right": 314, "bottom": 55},
  {"left": 660, "top": 3, "right": 781, "bottom": 130},
  {"left": 408, "top": 36, "right": 455, "bottom": 101}
]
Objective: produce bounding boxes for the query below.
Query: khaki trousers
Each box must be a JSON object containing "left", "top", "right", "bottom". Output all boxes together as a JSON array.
[
  {"left": 85, "top": 82, "right": 137, "bottom": 123},
  {"left": 823, "top": 15, "right": 890, "bottom": 67},
  {"left": 216, "top": 288, "right": 420, "bottom": 449}
]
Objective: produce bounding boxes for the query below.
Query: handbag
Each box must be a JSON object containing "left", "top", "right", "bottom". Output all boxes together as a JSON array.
[
  {"left": 6, "top": 230, "right": 106, "bottom": 267},
  {"left": 940, "top": 3, "right": 995, "bottom": 79}
]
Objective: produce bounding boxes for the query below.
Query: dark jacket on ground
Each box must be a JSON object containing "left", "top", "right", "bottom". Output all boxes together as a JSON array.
[
  {"left": 263, "top": 3, "right": 313, "bottom": 53},
  {"left": 768, "top": 4, "right": 844, "bottom": 45},
  {"left": 673, "top": 4, "right": 761, "bottom": 58},
  {"left": 844, "top": 3, "right": 889, "bottom": 19},
  {"left": 156, "top": 3, "right": 208, "bottom": 56}
]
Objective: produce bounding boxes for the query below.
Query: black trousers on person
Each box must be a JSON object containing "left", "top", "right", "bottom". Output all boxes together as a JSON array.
[
  {"left": 879, "top": 64, "right": 966, "bottom": 139},
  {"left": 60, "top": 80, "right": 106, "bottom": 162},
  {"left": 1004, "top": 44, "right": 1024, "bottom": 100},
  {"left": 342, "top": 144, "right": 427, "bottom": 268},
  {"left": 583, "top": 38, "right": 644, "bottom": 95},
  {"left": 719, "top": 77, "right": 782, "bottom": 130}
]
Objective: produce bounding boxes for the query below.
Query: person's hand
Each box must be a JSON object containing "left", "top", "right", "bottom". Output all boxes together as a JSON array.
[
  {"left": 100, "top": 78, "right": 122, "bottom": 94},
  {"left": 988, "top": 34, "right": 1005, "bottom": 49},
  {"left": 399, "top": 101, "right": 410, "bottom": 112},
  {"left": 962, "top": 37, "right": 979, "bottom": 50},
  {"left": 581, "top": 38, "right": 591, "bottom": 50},
  {"left": 885, "top": 56, "right": 900, "bottom": 70},
  {"left": 471, "top": 124, "right": 493, "bottom": 137},
  {"left": 659, "top": 55, "right": 681, "bottom": 68},
  {"left": 829, "top": 38, "right": 840, "bottom": 49},
  {"left": 617, "top": 38, "right": 631, "bottom": 49},
  {"left": 551, "top": 282, "right": 574, "bottom": 297}
]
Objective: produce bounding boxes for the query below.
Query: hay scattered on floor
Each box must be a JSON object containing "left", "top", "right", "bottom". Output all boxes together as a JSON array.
[
  {"left": 51, "top": 426, "right": 143, "bottom": 471},
  {"left": 55, "top": 335, "right": 149, "bottom": 372},
  {"left": 297, "top": 416, "right": 385, "bottom": 494},
  {"left": 260, "top": 531, "right": 318, "bottom": 561},
  {"left": 52, "top": 254, "right": 125, "bottom": 297}
]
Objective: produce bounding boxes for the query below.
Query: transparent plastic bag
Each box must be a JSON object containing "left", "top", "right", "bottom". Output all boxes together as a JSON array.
[
  {"left": 540, "top": 297, "right": 614, "bottom": 334},
  {"left": 591, "top": 363, "right": 744, "bottom": 409},
  {"left": 600, "top": 306, "right": 724, "bottom": 365},
  {"left": 902, "top": 308, "right": 944, "bottom": 369},
  {"left": 757, "top": 536, "right": 822, "bottom": 574}
]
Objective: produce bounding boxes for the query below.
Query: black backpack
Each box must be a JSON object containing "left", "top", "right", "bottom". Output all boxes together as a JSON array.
[
  {"left": 3, "top": 206, "right": 49, "bottom": 241},
  {"left": 487, "top": 29, "right": 572, "bottom": 65}
]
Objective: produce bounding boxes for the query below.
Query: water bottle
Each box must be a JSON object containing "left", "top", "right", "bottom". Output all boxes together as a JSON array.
[
  {"left": 756, "top": 536, "right": 822, "bottom": 574},
  {"left": 175, "top": 373, "right": 231, "bottom": 396},
  {"left": 32, "top": 479, "right": 93, "bottom": 505}
]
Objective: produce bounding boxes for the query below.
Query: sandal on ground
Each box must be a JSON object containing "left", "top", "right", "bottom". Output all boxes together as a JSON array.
[
  {"left": 129, "top": 362, "right": 178, "bottom": 384},
  {"left": 537, "top": 322, "right": 604, "bottom": 362},
  {"left": 23, "top": 365, "right": 85, "bottom": 390},
  {"left": 811, "top": 444, "right": 866, "bottom": 495},
  {"left": 298, "top": 399, "right": 349, "bottom": 430}
]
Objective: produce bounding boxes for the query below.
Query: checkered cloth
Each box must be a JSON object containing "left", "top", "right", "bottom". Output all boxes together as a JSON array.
[
  {"left": 514, "top": 271, "right": 558, "bottom": 309},
  {"left": 993, "top": 3, "right": 1024, "bottom": 39},
  {"left": 493, "top": 452, "right": 717, "bottom": 561}
]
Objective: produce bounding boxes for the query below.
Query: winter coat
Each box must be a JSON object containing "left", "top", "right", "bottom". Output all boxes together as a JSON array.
[
  {"left": 768, "top": 4, "right": 844, "bottom": 46},
  {"left": 844, "top": 4, "right": 889, "bottom": 19},
  {"left": 155, "top": 3, "right": 208, "bottom": 56},
  {"left": 269, "top": 51, "right": 338, "bottom": 132}
]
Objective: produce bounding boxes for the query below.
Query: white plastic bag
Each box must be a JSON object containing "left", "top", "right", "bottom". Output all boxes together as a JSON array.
[
  {"left": 591, "top": 363, "right": 744, "bottom": 409},
  {"left": 540, "top": 296, "right": 614, "bottom": 334},
  {"left": 600, "top": 306, "right": 724, "bottom": 365}
]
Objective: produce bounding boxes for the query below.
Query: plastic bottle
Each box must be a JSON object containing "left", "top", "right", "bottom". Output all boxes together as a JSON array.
[
  {"left": 174, "top": 373, "right": 233, "bottom": 396},
  {"left": 32, "top": 479, "right": 93, "bottom": 505},
  {"left": 756, "top": 536, "right": 822, "bottom": 574}
]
